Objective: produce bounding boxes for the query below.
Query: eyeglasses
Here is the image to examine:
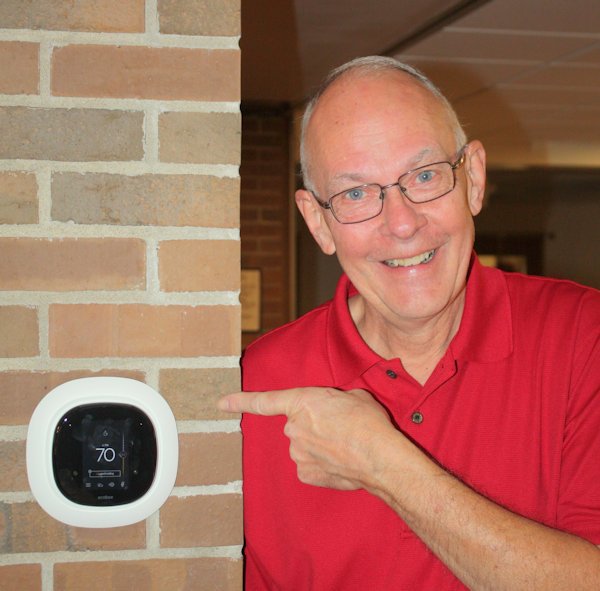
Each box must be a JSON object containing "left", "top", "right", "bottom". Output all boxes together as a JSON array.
[{"left": 311, "top": 149, "right": 467, "bottom": 224}]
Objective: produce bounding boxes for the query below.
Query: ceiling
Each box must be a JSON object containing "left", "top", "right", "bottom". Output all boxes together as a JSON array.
[{"left": 242, "top": 0, "right": 600, "bottom": 169}]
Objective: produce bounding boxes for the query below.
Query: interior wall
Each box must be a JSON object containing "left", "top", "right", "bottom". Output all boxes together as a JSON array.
[
  {"left": 477, "top": 168, "right": 600, "bottom": 289},
  {"left": 240, "top": 106, "right": 292, "bottom": 347},
  {"left": 0, "top": 1, "right": 242, "bottom": 588}
]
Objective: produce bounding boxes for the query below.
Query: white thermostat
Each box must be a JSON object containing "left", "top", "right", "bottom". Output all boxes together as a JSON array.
[{"left": 26, "top": 377, "right": 178, "bottom": 528}]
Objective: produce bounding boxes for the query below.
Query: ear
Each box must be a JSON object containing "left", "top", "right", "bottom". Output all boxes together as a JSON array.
[
  {"left": 464, "top": 140, "right": 487, "bottom": 217},
  {"left": 295, "top": 189, "right": 336, "bottom": 255}
]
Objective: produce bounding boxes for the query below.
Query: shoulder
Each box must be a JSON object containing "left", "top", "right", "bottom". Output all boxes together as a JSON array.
[
  {"left": 501, "top": 271, "right": 600, "bottom": 367},
  {"left": 242, "top": 300, "right": 333, "bottom": 390},
  {"left": 503, "top": 271, "right": 600, "bottom": 319}
]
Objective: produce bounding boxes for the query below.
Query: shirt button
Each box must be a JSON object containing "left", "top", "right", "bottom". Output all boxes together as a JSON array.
[
  {"left": 411, "top": 411, "right": 424, "bottom": 424},
  {"left": 386, "top": 369, "right": 397, "bottom": 379}
]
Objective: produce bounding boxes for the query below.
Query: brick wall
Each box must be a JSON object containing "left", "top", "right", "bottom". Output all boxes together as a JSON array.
[
  {"left": 240, "top": 105, "right": 292, "bottom": 348},
  {"left": 0, "top": 1, "right": 242, "bottom": 589}
]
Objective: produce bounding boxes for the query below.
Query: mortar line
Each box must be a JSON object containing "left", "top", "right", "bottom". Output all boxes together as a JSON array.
[
  {"left": 145, "top": 0, "right": 160, "bottom": 36},
  {"left": 0, "top": 159, "right": 240, "bottom": 178},
  {"left": 36, "top": 166, "right": 52, "bottom": 224},
  {"left": 0, "top": 545, "right": 243, "bottom": 565},
  {"left": 143, "top": 106, "right": 160, "bottom": 164},
  {"left": 38, "top": 40, "right": 52, "bottom": 99},
  {"left": 0, "top": 29, "right": 240, "bottom": 49},
  {"left": 0, "top": 95, "right": 241, "bottom": 113}
]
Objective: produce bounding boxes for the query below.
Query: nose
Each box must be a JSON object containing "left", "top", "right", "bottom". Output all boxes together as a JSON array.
[{"left": 378, "top": 183, "right": 427, "bottom": 239}]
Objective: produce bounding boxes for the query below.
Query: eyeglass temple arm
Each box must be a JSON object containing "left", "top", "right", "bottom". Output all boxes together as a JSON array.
[{"left": 309, "top": 190, "right": 331, "bottom": 210}]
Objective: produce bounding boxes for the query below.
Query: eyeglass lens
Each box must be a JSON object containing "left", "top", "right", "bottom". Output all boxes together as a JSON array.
[{"left": 331, "top": 161, "right": 455, "bottom": 223}]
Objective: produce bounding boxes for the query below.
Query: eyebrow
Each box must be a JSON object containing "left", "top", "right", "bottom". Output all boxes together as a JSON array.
[{"left": 327, "top": 147, "right": 436, "bottom": 188}]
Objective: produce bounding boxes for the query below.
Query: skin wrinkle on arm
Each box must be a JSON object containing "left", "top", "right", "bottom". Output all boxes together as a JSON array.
[{"left": 219, "top": 387, "right": 600, "bottom": 591}]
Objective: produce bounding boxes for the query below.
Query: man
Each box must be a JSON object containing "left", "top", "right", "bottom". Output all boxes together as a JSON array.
[{"left": 219, "top": 57, "right": 600, "bottom": 589}]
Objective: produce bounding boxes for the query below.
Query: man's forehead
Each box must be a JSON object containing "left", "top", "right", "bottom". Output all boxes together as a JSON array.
[{"left": 308, "top": 74, "right": 448, "bottom": 141}]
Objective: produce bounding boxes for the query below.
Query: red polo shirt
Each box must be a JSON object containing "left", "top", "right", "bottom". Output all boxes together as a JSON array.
[{"left": 241, "top": 258, "right": 600, "bottom": 590}]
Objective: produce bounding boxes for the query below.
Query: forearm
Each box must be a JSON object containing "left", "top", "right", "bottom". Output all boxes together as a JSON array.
[{"left": 369, "top": 432, "right": 600, "bottom": 591}]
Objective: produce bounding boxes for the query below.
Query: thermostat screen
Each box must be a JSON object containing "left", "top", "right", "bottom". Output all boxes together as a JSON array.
[
  {"left": 53, "top": 403, "right": 157, "bottom": 506},
  {"left": 81, "top": 416, "right": 131, "bottom": 492}
]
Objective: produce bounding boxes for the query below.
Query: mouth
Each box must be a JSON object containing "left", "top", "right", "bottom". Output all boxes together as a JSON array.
[{"left": 383, "top": 249, "right": 436, "bottom": 268}]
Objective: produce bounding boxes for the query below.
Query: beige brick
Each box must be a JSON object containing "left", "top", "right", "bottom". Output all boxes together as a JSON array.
[
  {"left": 0, "top": 564, "right": 41, "bottom": 591},
  {"left": 0, "top": 441, "right": 27, "bottom": 492},
  {"left": 54, "top": 558, "right": 242, "bottom": 591},
  {"left": 0, "top": 307, "right": 38, "bottom": 357},
  {"left": 160, "top": 494, "right": 242, "bottom": 547},
  {"left": 52, "top": 173, "right": 239, "bottom": 228},
  {"left": 53, "top": 45, "right": 240, "bottom": 101},
  {"left": 0, "top": 238, "right": 145, "bottom": 291},
  {"left": 159, "top": 240, "right": 240, "bottom": 292},
  {"left": 176, "top": 432, "right": 241, "bottom": 486},
  {"left": 0, "top": 42, "right": 39, "bottom": 95},
  {"left": 0, "top": 107, "right": 143, "bottom": 161},
  {"left": 159, "top": 0, "right": 240, "bottom": 36},
  {"left": 159, "top": 368, "right": 240, "bottom": 420},
  {"left": 159, "top": 112, "right": 241, "bottom": 165},
  {"left": 0, "top": 171, "right": 38, "bottom": 224},
  {"left": 49, "top": 304, "right": 240, "bottom": 357},
  {"left": 4, "top": 502, "right": 145, "bottom": 553},
  {"left": 0, "top": 370, "right": 145, "bottom": 426},
  {"left": 0, "top": 0, "right": 144, "bottom": 32}
]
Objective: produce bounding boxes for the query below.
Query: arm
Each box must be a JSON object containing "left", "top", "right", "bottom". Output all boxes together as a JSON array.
[{"left": 219, "top": 387, "right": 600, "bottom": 591}]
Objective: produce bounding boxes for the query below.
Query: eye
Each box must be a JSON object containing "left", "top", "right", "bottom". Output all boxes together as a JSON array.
[
  {"left": 344, "top": 187, "right": 367, "bottom": 201},
  {"left": 416, "top": 170, "right": 435, "bottom": 183}
]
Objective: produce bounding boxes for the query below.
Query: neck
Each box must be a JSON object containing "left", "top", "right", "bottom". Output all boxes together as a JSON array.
[{"left": 349, "top": 292, "right": 465, "bottom": 385}]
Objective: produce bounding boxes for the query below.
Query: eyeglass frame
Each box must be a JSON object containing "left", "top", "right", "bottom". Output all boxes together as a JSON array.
[{"left": 309, "top": 146, "right": 468, "bottom": 224}]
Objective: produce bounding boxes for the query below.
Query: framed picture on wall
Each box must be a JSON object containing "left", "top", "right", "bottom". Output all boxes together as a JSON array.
[{"left": 241, "top": 269, "right": 261, "bottom": 332}]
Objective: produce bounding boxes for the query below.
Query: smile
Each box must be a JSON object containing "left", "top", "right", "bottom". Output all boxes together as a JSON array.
[{"left": 383, "top": 249, "right": 436, "bottom": 268}]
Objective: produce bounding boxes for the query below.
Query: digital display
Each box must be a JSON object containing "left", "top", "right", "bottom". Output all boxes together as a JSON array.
[
  {"left": 81, "top": 416, "right": 131, "bottom": 492},
  {"left": 53, "top": 403, "right": 157, "bottom": 506}
]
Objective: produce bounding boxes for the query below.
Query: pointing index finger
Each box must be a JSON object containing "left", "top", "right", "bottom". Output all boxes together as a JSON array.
[{"left": 218, "top": 389, "right": 300, "bottom": 416}]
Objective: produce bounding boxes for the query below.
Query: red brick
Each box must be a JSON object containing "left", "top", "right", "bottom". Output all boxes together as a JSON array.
[
  {"left": 0, "top": 42, "right": 38, "bottom": 95},
  {"left": 0, "top": 171, "right": 38, "bottom": 224},
  {"left": 0, "top": 441, "right": 27, "bottom": 492},
  {"left": 159, "top": 240, "right": 240, "bottom": 292},
  {"left": 0, "top": 238, "right": 145, "bottom": 291},
  {"left": 68, "top": 522, "right": 145, "bottom": 551},
  {"left": 0, "top": 307, "right": 38, "bottom": 357},
  {"left": 7, "top": 502, "right": 68, "bottom": 553},
  {"left": 176, "top": 433, "right": 241, "bottom": 486},
  {"left": 0, "top": 0, "right": 145, "bottom": 33},
  {"left": 0, "top": 564, "right": 41, "bottom": 591},
  {"left": 5, "top": 502, "right": 145, "bottom": 553},
  {"left": 49, "top": 305, "right": 240, "bottom": 358},
  {"left": 160, "top": 494, "right": 242, "bottom": 547},
  {"left": 0, "top": 370, "right": 145, "bottom": 426},
  {"left": 54, "top": 558, "right": 242, "bottom": 591},
  {"left": 53, "top": 46, "right": 240, "bottom": 101},
  {"left": 159, "top": 368, "right": 240, "bottom": 420}
]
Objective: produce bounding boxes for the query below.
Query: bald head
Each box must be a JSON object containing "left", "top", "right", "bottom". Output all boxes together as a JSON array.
[{"left": 300, "top": 57, "right": 467, "bottom": 192}]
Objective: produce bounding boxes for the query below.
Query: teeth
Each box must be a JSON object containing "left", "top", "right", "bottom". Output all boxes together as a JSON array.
[{"left": 384, "top": 249, "right": 435, "bottom": 268}]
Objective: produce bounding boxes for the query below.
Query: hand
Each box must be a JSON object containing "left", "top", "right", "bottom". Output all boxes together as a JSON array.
[{"left": 218, "top": 387, "right": 398, "bottom": 491}]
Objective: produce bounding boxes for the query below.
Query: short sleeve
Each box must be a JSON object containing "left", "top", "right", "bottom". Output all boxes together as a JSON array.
[{"left": 557, "top": 291, "right": 600, "bottom": 543}]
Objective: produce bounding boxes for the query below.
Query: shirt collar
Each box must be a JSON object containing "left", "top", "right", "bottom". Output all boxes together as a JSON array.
[{"left": 326, "top": 254, "right": 514, "bottom": 384}]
